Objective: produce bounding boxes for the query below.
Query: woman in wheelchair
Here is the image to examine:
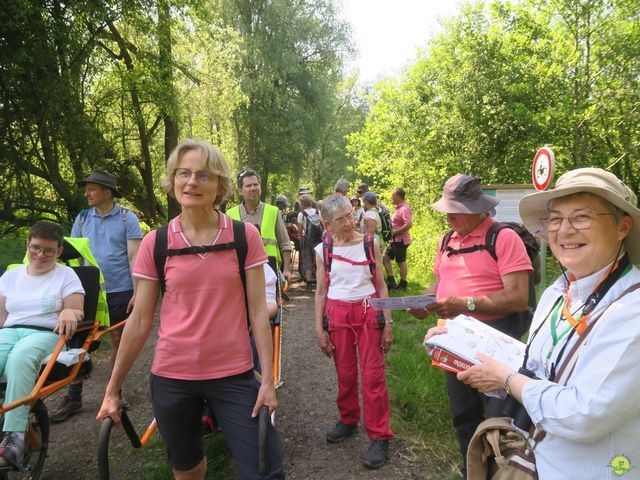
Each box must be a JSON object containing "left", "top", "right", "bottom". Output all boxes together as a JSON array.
[{"left": 0, "top": 221, "right": 84, "bottom": 468}]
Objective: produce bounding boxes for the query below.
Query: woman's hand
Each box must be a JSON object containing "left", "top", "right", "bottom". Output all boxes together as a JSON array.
[
  {"left": 54, "top": 308, "right": 79, "bottom": 337},
  {"left": 381, "top": 324, "right": 393, "bottom": 354},
  {"left": 457, "top": 353, "right": 512, "bottom": 393},
  {"left": 316, "top": 330, "right": 334, "bottom": 358},
  {"left": 422, "top": 325, "right": 448, "bottom": 355},
  {"left": 96, "top": 390, "right": 122, "bottom": 425},
  {"left": 408, "top": 307, "right": 430, "bottom": 319},
  {"left": 253, "top": 382, "right": 278, "bottom": 417}
]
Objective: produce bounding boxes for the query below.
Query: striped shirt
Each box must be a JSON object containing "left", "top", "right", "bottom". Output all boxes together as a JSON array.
[{"left": 521, "top": 260, "right": 640, "bottom": 479}]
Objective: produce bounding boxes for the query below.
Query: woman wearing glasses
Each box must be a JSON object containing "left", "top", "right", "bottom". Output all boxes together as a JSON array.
[
  {"left": 97, "top": 139, "right": 283, "bottom": 480},
  {"left": 438, "top": 168, "right": 640, "bottom": 479},
  {"left": 0, "top": 221, "right": 84, "bottom": 466},
  {"left": 314, "top": 194, "right": 394, "bottom": 470}
]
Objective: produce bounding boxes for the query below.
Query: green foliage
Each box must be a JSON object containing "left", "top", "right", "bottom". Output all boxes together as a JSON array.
[
  {"left": 386, "top": 281, "right": 461, "bottom": 478},
  {"left": 0, "top": 229, "right": 28, "bottom": 274},
  {"left": 349, "top": 0, "right": 640, "bottom": 208}
]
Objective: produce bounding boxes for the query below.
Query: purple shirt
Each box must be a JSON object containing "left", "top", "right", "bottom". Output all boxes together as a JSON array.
[{"left": 392, "top": 202, "right": 413, "bottom": 244}]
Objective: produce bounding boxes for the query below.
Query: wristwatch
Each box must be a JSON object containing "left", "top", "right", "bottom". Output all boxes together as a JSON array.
[{"left": 466, "top": 296, "right": 476, "bottom": 311}]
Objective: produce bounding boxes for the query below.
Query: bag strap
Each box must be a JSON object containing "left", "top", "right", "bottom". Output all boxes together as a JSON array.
[
  {"left": 154, "top": 225, "right": 169, "bottom": 295},
  {"left": 322, "top": 234, "right": 377, "bottom": 292},
  {"left": 153, "top": 220, "right": 248, "bottom": 300},
  {"left": 554, "top": 281, "right": 640, "bottom": 384}
]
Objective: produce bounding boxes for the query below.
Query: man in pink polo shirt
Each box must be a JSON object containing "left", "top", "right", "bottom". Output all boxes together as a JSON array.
[
  {"left": 383, "top": 187, "right": 413, "bottom": 290},
  {"left": 410, "top": 174, "right": 532, "bottom": 479}
]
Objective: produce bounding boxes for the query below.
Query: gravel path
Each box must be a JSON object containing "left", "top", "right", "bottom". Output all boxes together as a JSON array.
[{"left": 35, "top": 280, "right": 438, "bottom": 479}]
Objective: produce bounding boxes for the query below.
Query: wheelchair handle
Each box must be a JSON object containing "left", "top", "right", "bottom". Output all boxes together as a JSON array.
[{"left": 258, "top": 404, "right": 269, "bottom": 475}]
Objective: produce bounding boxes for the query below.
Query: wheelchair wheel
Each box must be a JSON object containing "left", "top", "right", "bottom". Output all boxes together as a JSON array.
[
  {"left": 97, "top": 408, "right": 141, "bottom": 480},
  {"left": 0, "top": 399, "right": 49, "bottom": 480},
  {"left": 97, "top": 416, "right": 114, "bottom": 480}
]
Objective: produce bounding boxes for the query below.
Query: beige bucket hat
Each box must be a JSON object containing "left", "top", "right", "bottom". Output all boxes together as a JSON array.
[{"left": 519, "top": 167, "right": 640, "bottom": 264}]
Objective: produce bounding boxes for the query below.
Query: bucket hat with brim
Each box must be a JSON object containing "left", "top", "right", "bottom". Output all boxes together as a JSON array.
[
  {"left": 77, "top": 170, "right": 122, "bottom": 198},
  {"left": 519, "top": 167, "right": 640, "bottom": 264},
  {"left": 431, "top": 174, "right": 499, "bottom": 214}
]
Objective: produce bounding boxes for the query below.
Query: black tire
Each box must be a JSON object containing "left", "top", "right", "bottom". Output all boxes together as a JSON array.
[
  {"left": 0, "top": 399, "right": 49, "bottom": 480},
  {"left": 97, "top": 416, "right": 114, "bottom": 480}
]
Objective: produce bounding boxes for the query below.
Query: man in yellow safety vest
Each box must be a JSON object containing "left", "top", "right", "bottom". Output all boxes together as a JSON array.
[{"left": 227, "top": 168, "right": 293, "bottom": 281}]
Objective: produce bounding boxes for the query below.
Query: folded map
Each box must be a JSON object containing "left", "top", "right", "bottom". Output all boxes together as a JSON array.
[{"left": 424, "top": 314, "right": 526, "bottom": 372}]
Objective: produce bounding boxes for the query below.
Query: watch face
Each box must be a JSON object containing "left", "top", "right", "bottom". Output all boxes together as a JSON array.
[{"left": 466, "top": 297, "right": 476, "bottom": 311}]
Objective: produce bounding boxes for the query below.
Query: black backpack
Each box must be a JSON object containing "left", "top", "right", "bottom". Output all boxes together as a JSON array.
[
  {"left": 378, "top": 207, "right": 393, "bottom": 242},
  {"left": 153, "top": 220, "right": 248, "bottom": 306},
  {"left": 441, "top": 222, "right": 540, "bottom": 335},
  {"left": 302, "top": 209, "right": 324, "bottom": 246}
]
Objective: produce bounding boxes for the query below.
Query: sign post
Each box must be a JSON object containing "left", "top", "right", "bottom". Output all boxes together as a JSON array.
[{"left": 531, "top": 145, "right": 555, "bottom": 289}]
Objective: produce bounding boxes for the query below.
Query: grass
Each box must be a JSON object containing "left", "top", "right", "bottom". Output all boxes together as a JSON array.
[
  {"left": 386, "top": 274, "right": 462, "bottom": 479},
  {"left": 134, "top": 435, "right": 237, "bottom": 480}
]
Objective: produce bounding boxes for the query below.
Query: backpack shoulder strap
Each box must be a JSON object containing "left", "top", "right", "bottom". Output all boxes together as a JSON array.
[
  {"left": 232, "top": 220, "right": 248, "bottom": 293},
  {"left": 485, "top": 222, "right": 510, "bottom": 262},
  {"left": 323, "top": 235, "right": 333, "bottom": 289},
  {"left": 154, "top": 225, "right": 169, "bottom": 295},
  {"left": 440, "top": 229, "right": 455, "bottom": 254},
  {"left": 78, "top": 209, "right": 90, "bottom": 237},
  {"left": 120, "top": 206, "right": 129, "bottom": 223}
]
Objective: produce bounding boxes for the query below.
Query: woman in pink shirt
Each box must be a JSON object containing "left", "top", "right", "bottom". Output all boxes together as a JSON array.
[{"left": 97, "top": 139, "right": 283, "bottom": 480}]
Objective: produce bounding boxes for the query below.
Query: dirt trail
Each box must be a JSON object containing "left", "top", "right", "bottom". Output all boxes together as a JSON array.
[{"left": 39, "top": 281, "right": 436, "bottom": 479}]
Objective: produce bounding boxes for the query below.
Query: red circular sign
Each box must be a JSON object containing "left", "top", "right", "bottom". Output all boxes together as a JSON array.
[{"left": 532, "top": 147, "right": 555, "bottom": 191}]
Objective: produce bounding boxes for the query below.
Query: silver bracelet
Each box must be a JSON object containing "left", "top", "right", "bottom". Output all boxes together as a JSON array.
[{"left": 504, "top": 372, "right": 518, "bottom": 396}]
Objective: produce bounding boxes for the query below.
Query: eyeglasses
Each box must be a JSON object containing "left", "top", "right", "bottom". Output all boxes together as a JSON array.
[
  {"left": 540, "top": 211, "right": 615, "bottom": 232},
  {"left": 174, "top": 168, "right": 213, "bottom": 184},
  {"left": 28, "top": 244, "right": 58, "bottom": 257},
  {"left": 332, "top": 212, "right": 354, "bottom": 225}
]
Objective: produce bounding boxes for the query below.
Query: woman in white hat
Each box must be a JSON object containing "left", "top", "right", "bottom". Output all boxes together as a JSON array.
[{"left": 451, "top": 168, "right": 640, "bottom": 478}]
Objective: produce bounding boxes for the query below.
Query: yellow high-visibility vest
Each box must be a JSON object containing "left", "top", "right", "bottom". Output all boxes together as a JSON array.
[{"left": 228, "top": 203, "right": 281, "bottom": 267}]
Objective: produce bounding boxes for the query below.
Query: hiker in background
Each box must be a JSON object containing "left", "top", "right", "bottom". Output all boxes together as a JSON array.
[
  {"left": 297, "top": 195, "right": 323, "bottom": 292},
  {"left": 455, "top": 168, "right": 640, "bottom": 479},
  {"left": 383, "top": 187, "right": 413, "bottom": 291},
  {"left": 97, "top": 139, "right": 283, "bottom": 480},
  {"left": 294, "top": 186, "right": 316, "bottom": 211},
  {"left": 351, "top": 195, "right": 364, "bottom": 230},
  {"left": 52, "top": 169, "right": 143, "bottom": 423},
  {"left": 228, "top": 169, "right": 293, "bottom": 281},
  {"left": 334, "top": 178, "right": 349, "bottom": 197},
  {"left": 360, "top": 191, "right": 385, "bottom": 253},
  {"left": 409, "top": 174, "right": 532, "bottom": 479},
  {"left": 274, "top": 195, "right": 291, "bottom": 224},
  {"left": 314, "top": 194, "right": 393, "bottom": 470}
]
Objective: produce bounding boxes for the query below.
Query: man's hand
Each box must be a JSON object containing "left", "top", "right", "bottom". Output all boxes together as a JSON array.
[
  {"left": 426, "top": 296, "right": 467, "bottom": 318},
  {"left": 283, "top": 269, "right": 292, "bottom": 283},
  {"left": 252, "top": 382, "right": 278, "bottom": 417},
  {"left": 316, "top": 330, "right": 334, "bottom": 358},
  {"left": 54, "top": 309, "right": 79, "bottom": 337},
  {"left": 381, "top": 324, "right": 393, "bottom": 354},
  {"left": 126, "top": 295, "right": 135, "bottom": 314}
]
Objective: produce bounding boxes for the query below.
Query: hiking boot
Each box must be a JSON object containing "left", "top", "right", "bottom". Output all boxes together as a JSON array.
[
  {"left": 0, "top": 432, "right": 25, "bottom": 468},
  {"left": 386, "top": 277, "right": 398, "bottom": 290},
  {"left": 325, "top": 421, "right": 357, "bottom": 443},
  {"left": 305, "top": 282, "right": 315, "bottom": 293},
  {"left": 50, "top": 395, "right": 82, "bottom": 423},
  {"left": 363, "top": 439, "right": 389, "bottom": 469},
  {"left": 397, "top": 280, "right": 408, "bottom": 290}
]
